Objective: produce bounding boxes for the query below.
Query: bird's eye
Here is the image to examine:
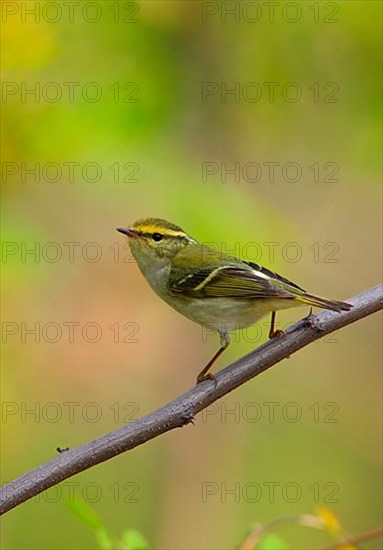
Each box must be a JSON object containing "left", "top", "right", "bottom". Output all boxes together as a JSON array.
[{"left": 152, "top": 233, "right": 163, "bottom": 242}]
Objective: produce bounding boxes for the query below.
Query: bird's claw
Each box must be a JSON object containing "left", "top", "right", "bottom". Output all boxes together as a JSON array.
[
  {"left": 196, "top": 372, "right": 217, "bottom": 388},
  {"left": 268, "top": 329, "right": 285, "bottom": 339}
]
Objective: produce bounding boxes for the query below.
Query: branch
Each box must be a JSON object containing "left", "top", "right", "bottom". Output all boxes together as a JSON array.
[
  {"left": 1, "top": 285, "right": 382, "bottom": 515},
  {"left": 320, "top": 526, "right": 383, "bottom": 549}
]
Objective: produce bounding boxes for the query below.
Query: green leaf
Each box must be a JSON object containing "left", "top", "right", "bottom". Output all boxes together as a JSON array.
[
  {"left": 96, "top": 528, "right": 114, "bottom": 550},
  {"left": 66, "top": 496, "right": 104, "bottom": 531},
  {"left": 120, "top": 529, "right": 150, "bottom": 550},
  {"left": 258, "top": 533, "right": 290, "bottom": 550}
]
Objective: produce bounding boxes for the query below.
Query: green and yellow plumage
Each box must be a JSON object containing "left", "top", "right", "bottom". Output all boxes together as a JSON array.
[{"left": 117, "top": 218, "right": 352, "bottom": 382}]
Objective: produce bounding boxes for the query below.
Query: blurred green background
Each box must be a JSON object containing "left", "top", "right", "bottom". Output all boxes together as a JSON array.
[{"left": 1, "top": 1, "right": 382, "bottom": 549}]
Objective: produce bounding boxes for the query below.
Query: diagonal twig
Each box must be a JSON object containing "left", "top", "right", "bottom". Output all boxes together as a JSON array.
[{"left": 1, "top": 284, "right": 382, "bottom": 515}]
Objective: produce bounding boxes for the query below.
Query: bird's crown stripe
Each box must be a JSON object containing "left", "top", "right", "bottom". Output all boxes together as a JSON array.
[{"left": 134, "top": 225, "right": 188, "bottom": 238}]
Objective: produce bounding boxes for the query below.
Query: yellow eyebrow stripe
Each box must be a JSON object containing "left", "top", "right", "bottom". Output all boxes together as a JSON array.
[{"left": 134, "top": 224, "right": 187, "bottom": 238}]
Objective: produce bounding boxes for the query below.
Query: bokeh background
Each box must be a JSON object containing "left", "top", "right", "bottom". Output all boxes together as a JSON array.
[{"left": 1, "top": 1, "right": 382, "bottom": 549}]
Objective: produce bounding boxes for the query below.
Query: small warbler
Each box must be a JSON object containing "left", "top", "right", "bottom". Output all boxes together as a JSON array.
[{"left": 117, "top": 218, "right": 352, "bottom": 383}]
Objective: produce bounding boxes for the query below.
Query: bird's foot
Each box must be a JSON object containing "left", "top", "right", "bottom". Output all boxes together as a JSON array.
[
  {"left": 268, "top": 328, "right": 285, "bottom": 339},
  {"left": 302, "top": 308, "right": 326, "bottom": 332},
  {"left": 196, "top": 372, "right": 217, "bottom": 388},
  {"left": 268, "top": 328, "right": 290, "bottom": 360}
]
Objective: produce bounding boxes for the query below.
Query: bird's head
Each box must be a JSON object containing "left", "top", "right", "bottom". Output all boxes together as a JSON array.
[{"left": 117, "top": 218, "right": 196, "bottom": 271}]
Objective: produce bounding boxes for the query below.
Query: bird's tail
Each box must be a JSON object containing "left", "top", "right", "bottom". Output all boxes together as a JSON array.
[{"left": 295, "top": 293, "right": 352, "bottom": 312}]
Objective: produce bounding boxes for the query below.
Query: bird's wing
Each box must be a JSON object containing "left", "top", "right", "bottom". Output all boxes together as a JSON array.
[{"left": 168, "top": 246, "right": 305, "bottom": 299}]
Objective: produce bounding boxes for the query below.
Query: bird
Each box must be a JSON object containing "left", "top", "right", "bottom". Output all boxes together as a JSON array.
[{"left": 117, "top": 218, "right": 352, "bottom": 383}]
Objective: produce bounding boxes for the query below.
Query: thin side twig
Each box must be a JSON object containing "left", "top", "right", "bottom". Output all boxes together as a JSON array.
[{"left": 320, "top": 526, "right": 383, "bottom": 549}]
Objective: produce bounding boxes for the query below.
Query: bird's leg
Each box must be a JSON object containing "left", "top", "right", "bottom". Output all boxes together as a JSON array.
[
  {"left": 268, "top": 311, "right": 285, "bottom": 339},
  {"left": 196, "top": 347, "right": 226, "bottom": 385},
  {"left": 196, "top": 331, "right": 230, "bottom": 384}
]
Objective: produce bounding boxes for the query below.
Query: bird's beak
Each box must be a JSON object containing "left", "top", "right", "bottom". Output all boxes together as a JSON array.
[{"left": 116, "top": 227, "right": 139, "bottom": 238}]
